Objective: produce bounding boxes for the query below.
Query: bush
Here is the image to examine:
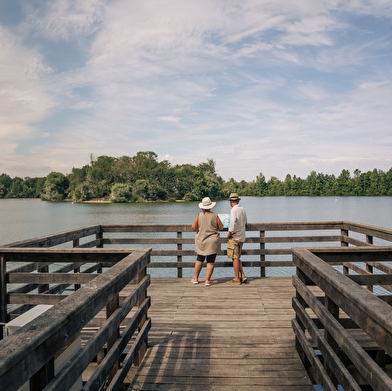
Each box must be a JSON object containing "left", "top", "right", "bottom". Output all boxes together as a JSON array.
[{"left": 110, "top": 183, "right": 132, "bottom": 203}]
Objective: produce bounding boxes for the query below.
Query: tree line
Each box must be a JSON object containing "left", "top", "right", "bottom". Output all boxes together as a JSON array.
[{"left": 1, "top": 152, "right": 392, "bottom": 202}]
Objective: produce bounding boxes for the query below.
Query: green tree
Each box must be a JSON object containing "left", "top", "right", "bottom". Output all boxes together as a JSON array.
[
  {"left": 110, "top": 183, "right": 133, "bottom": 202},
  {"left": 8, "top": 177, "right": 24, "bottom": 198},
  {"left": 0, "top": 174, "right": 12, "bottom": 198},
  {"left": 132, "top": 151, "right": 158, "bottom": 179},
  {"left": 255, "top": 173, "right": 268, "bottom": 196},
  {"left": 352, "top": 169, "right": 363, "bottom": 195},
  {"left": 133, "top": 179, "right": 150, "bottom": 200},
  {"left": 337, "top": 169, "right": 351, "bottom": 196},
  {"left": 88, "top": 155, "right": 117, "bottom": 198},
  {"left": 41, "top": 172, "right": 69, "bottom": 201},
  {"left": 267, "top": 177, "right": 283, "bottom": 196}
]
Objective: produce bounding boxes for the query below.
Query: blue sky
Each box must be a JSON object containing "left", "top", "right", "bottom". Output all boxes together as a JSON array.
[{"left": 1, "top": 0, "right": 392, "bottom": 182}]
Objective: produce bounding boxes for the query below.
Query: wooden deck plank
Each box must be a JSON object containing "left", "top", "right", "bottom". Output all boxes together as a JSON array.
[{"left": 124, "top": 276, "right": 313, "bottom": 390}]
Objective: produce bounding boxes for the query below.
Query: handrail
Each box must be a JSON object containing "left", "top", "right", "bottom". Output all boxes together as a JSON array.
[
  {"left": 292, "top": 246, "right": 392, "bottom": 390},
  {"left": 0, "top": 248, "right": 151, "bottom": 391},
  {"left": 2, "top": 221, "right": 392, "bottom": 278},
  {"left": 2, "top": 221, "right": 392, "bottom": 389}
]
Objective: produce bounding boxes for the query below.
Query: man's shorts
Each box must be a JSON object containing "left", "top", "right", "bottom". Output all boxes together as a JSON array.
[
  {"left": 227, "top": 238, "right": 243, "bottom": 259},
  {"left": 196, "top": 254, "right": 217, "bottom": 263}
]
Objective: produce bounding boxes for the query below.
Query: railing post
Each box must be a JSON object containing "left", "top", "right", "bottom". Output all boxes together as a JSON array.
[
  {"left": 38, "top": 264, "right": 49, "bottom": 294},
  {"left": 73, "top": 239, "right": 81, "bottom": 291},
  {"left": 260, "top": 231, "right": 265, "bottom": 277},
  {"left": 324, "top": 295, "right": 339, "bottom": 387},
  {"left": 294, "top": 266, "right": 311, "bottom": 370},
  {"left": 0, "top": 254, "right": 7, "bottom": 331},
  {"left": 365, "top": 235, "right": 374, "bottom": 292},
  {"left": 366, "top": 263, "right": 374, "bottom": 292},
  {"left": 177, "top": 231, "right": 182, "bottom": 278},
  {"left": 96, "top": 232, "right": 103, "bottom": 248},
  {"left": 96, "top": 231, "right": 103, "bottom": 273},
  {"left": 30, "top": 358, "right": 55, "bottom": 391},
  {"left": 134, "top": 267, "right": 148, "bottom": 366},
  {"left": 341, "top": 228, "right": 349, "bottom": 247},
  {"left": 106, "top": 294, "right": 120, "bottom": 383}
]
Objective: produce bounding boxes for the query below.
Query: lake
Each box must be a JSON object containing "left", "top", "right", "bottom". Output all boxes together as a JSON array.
[
  {"left": 1, "top": 196, "right": 392, "bottom": 278},
  {"left": 1, "top": 196, "right": 392, "bottom": 246}
]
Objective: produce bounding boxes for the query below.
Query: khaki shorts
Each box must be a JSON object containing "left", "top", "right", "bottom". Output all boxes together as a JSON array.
[{"left": 227, "top": 237, "right": 243, "bottom": 259}]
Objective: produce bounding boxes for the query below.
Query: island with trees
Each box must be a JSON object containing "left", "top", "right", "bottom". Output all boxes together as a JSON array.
[{"left": 1, "top": 151, "right": 392, "bottom": 202}]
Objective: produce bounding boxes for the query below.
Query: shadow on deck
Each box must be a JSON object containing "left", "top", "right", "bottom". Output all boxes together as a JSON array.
[{"left": 126, "top": 277, "right": 313, "bottom": 391}]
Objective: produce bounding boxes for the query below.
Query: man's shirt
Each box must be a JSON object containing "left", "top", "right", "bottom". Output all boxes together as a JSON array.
[{"left": 229, "top": 204, "right": 247, "bottom": 242}]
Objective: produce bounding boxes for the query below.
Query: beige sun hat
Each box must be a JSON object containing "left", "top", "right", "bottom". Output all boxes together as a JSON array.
[
  {"left": 228, "top": 193, "right": 241, "bottom": 201},
  {"left": 198, "top": 197, "right": 216, "bottom": 209}
]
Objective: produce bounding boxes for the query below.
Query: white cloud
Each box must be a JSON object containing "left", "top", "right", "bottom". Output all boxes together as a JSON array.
[
  {"left": 22, "top": 0, "right": 105, "bottom": 41},
  {"left": 1, "top": 0, "right": 392, "bottom": 181},
  {"left": 0, "top": 26, "right": 54, "bottom": 141},
  {"left": 159, "top": 116, "right": 181, "bottom": 123}
]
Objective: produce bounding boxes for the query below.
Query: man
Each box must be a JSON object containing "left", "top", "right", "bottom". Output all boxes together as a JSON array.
[{"left": 226, "top": 193, "right": 248, "bottom": 285}]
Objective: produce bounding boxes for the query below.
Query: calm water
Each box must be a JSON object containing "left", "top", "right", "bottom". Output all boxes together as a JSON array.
[
  {"left": 1, "top": 197, "right": 392, "bottom": 278},
  {"left": 1, "top": 196, "right": 392, "bottom": 246}
]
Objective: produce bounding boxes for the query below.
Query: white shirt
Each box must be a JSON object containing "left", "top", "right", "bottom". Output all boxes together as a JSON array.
[{"left": 229, "top": 203, "right": 247, "bottom": 242}]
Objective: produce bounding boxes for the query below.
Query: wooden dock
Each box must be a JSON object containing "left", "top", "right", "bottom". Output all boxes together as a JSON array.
[
  {"left": 126, "top": 276, "right": 314, "bottom": 390},
  {"left": 3, "top": 222, "right": 392, "bottom": 390}
]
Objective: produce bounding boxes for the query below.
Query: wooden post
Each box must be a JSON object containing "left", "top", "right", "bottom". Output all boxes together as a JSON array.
[
  {"left": 96, "top": 232, "right": 103, "bottom": 248},
  {"left": 294, "top": 266, "right": 310, "bottom": 369},
  {"left": 0, "top": 254, "right": 7, "bottom": 325},
  {"left": 366, "top": 235, "right": 374, "bottom": 292},
  {"left": 366, "top": 235, "right": 373, "bottom": 245},
  {"left": 38, "top": 265, "right": 49, "bottom": 294},
  {"left": 73, "top": 239, "right": 81, "bottom": 291},
  {"left": 343, "top": 264, "right": 349, "bottom": 275},
  {"left": 260, "top": 231, "right": 265, "bottom": 277},
  {"left": 30, "top": 358, "right": 55, "bottom": 391},
  {"left": 96, "top": 232, "right": 103, "bottom": 273},
  {"left": 106, "top": 294, "right": 119, "bottom": 384},
  {"left": 324, "top": 295, "right": 339, "bottom": 386},
  {"left": 341, "top": 228, "right": 349, "bottom": 247},
  {"left": 177, "top": 231, "right": 182, "bottom": 278},
  {"left": 366, "top": 263, "right": 374, "bottom": 292},
  {"left": 134, "top": 267, "right": 148, "bottom": 366}
]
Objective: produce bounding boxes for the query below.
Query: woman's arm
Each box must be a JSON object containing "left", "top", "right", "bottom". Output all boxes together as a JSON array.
[
  {"left": 191, "top": 214, "right": 199, "bottom": 232},
  {"left": 217, "top": 216, "right": 224, "bottom": 231}
]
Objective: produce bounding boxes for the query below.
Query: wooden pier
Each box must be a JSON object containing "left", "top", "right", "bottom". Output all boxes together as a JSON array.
[
  {"left": 126, "top": 276, "right": 313, "bottom": 390},
  {"left": 1, "top": 221, "right": 392, "bottom": 390}
]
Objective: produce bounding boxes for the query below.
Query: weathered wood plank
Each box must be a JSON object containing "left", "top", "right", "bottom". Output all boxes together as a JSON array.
[
  {"left": 1, "top": 225, "right": 101, "bottom": 248},
  {"left": 292, "top": 272, "right": 392, "bottom": 390},
  {"left": 7, "top": 272, "right": 97, "bottom": 284},
  {"left": 0, "top": 249, "right": 150, "bottom": 391},
  {"left": 129, "top": 277, "right": 314, "bottom": 390},
  {"left": 103, "top": 235, "right": 342, "bottom": 245},
  {"left": 148, "top": 260, "right": 295, "bottom": 268}
]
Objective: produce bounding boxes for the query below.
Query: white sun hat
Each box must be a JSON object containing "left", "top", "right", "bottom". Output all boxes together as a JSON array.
[{"left": 198, "top": 197, "right": 216, "bottom": 209}]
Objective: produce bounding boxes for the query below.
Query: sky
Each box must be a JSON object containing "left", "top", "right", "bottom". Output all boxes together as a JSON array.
[{"left": 1, "top": 0, "right": 392, "bottom": 182}]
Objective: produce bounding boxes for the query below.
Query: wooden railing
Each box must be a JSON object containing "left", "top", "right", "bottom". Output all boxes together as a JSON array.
[
  {"left": 4, "top": 221, "right": 392, "bottom": 279},
  {"left": 0, "top": 248, "right": 151, "bottom": 391},
  {"left": 1, "top": 221, "right": 392, "bottom": 390},
  {"left": 292, "top": 246, "right": 392, "bottom": 390}
]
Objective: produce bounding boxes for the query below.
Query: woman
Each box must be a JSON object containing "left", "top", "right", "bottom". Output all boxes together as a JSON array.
[{"left": 191, "top": 197, "right": 224, "bottom": 286}]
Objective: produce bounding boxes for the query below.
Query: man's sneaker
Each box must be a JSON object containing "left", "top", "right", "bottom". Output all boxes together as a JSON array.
[
  {"left": 226, "top": 279, "right": 242, "bottom": 285},
  {"left": 191, "top": 278, "right": 199, "bottom": 284},
  {"left": 241, "top": 277, "right": 248, "bottom": 284}
]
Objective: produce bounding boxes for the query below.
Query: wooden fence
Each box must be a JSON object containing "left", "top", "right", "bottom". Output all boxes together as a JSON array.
[
  {"left": 2, "top": 221, "right": 392, "bottom": 390},
  {"left": 292, "top": 246, "right": 392, "bottom": 390},
  {"left": 0, "top": 248, "right": 151, "bottom": 391},
  {"left": 4, "top": 220, "right": 392, "bottom": 279}
]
